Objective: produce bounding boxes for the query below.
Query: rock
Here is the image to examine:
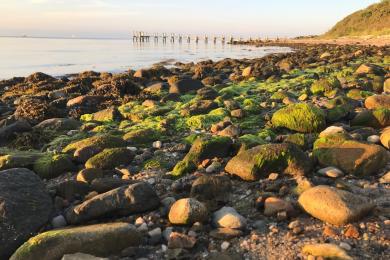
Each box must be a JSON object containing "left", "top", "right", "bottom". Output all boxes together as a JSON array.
[
  {"left": 122, "top": 128, "right": 161, "bottom": 145},
  {"left": 190, "top": 175, "right": 231, "bottom": 203},
  {"left": 230, "top": 109, "right": 244, "bottom": 118},
  {"left": 298, "top": 185, "right": 374, "bottom": 226},
  {"left": 205, "top": 161, "right": 222, "bottom": 173},
  {"left": 77, "top": 168, "right": 104, "bottom": 183},
  {"left": 310, "top": 77, "right": 341, "bottom": 96},
  {"left": 351, "top": 108, "right": 390, "bottom": 128},
  {"left": 380, "top": 171, "right": 390, "bottom": 183},
  {"left": 153, "top": 140, "right": 162, "bottom": 149},
  {"left": 264, "top": 197, "right": 294, "bottom": 216},
  {"left": 74, "top": 145, "right": 102, "bottom": 163},
  {"left": 85, "top": 148, "right": 134, "bottom": 169},
  {"left": 168, "top": 198, "right": 208, "bottom": 225},
  {"left": 212, "top": 207, "right": 246, "bottom": 229},
  {"left": 0, "top": 120, "right": 31, "bottom": 145},
  {"left": 168, "top": 232, "right": 196, "bottom": 249},
  {"left": 218, "top": 125, "right": 241, "bottom": 137},
  {"left": 0, "top": 168, "right": 52, "bottom": 259},
  {"left": 355, "top": 63, "right": 385, "bottom": 76},
  {"left": 66, "top": 95, "right": 107, "bottom": 108},
  {"left": 209, "top": 228, "right": 243, "bottom": 240},
  {"left": 91, "top": 107, "right": 119, "bottom": 122},
  {"left": 63, "top": 134, "right": 126, "bottom": 154},
  {"left": 197, "top": 86, "right": 218, "bottom": 100},
  {"left": 172, "top": 136, "right": 232, "bottom": 176},
  {"left": 0, "top": 152, "right": 42, "bottom": 170},
  {"left": 55, "top": 180, "right": 90, "bottom": 200},
  {"left": 302, "top": 243, "right": 352, "bottom": 260},
  {"left": 221, "top": 241, "right": 230, "bottom": 250},
  {"left": 90, "top": 177, "right": 134, "bottom": 193},
  {"left": 365, "top": 95, "right": 390, "bottom": 109},
  {"left": 225, "top": 143, "right": 312, "bottom": 181},
  {"left": 384, "top": 78, "right": 390, "bottom": 93},
  {"left": 62, "top": 253, "right": 108, "bottom": 260},
  {"left": 51, "top": 215, "right": 67, "bottom": 228},
  {"left": 271, "top": 103, "right": 326, "bottom": 133},
  {"left": 66, "top": 182, "right": 159, "bottom": 224},
  {"left": 242, "top": 66, "right": 252, "bottom": 77},
  {"left": 34, "top": 118, "right": 81, "bottom": 132},
  {"left": 148, "top": 227, "right": 162, "bottom": 245},
  {"left": 169, "top": 79, "right": 204, "bottom": 94},
  {"left": 10, "top": 223, "right": 141, "bottom": 260},
  {"left": 317, "top": 166, "right": 344, "bottom": 178},
  {"left": 143, "top": 82, "right": 169, "bottom": 95},
  {"left": 33, "top": 153, "right": 75, "bottom": 179},
  {"left": 320, "top": 52, "right": 331, "bottom": 59},
  {"left": 313, "top": 134, "right": 388, "bottom": 176},
  {"left": 380, "top": 127, "right": 390, "bottom": 148},
  {"left": 367, "top": 135, "right": 380, "bottom": 143}
]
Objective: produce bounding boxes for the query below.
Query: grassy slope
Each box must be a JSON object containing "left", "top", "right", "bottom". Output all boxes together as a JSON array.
[{"left": 323, "top": 0, "right": 390, "bottom": 38}]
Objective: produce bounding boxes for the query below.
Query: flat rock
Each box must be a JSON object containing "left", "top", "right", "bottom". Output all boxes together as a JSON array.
[{"left": 298, "top": 185, "right": 374, "bottom": 226}]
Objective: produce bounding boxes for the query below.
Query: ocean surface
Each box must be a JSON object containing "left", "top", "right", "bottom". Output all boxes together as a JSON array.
[{"left": 0, "top": 37, "right": 291, "bottom": 79}]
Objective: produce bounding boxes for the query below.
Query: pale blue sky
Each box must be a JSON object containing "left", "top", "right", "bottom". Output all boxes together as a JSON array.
[{"left": 0, "top": 0, "right": 380, "bottom": 38}]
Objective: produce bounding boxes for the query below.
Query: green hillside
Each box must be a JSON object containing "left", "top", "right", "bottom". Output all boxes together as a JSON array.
[{"left": 324, "top": 0, "right": 390, "bottom": 38}]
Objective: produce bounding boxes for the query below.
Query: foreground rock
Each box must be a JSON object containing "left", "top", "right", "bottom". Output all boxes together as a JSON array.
[
  {"left": 298, "top": 185, "right": 374, "bottom": 226},
  {"left": 168, "top": 198, "right": 208, "bottom": 225},
  {"left": 313, "top": 134, "right": 388, "bottom": 176},
  {"left": 225, "top": 143, "right": 312, "bottom": 181},
  {"left": 10, "top": 223, "right": 141, "bottom": 260},
  {"left": 66, "top": 182, "right": 159, "bottom": 224},
  {"left": 0, "top": 168, "right": 52, "bottom": 259},
  {"left": 302, "top": 243, "right": 352, "bottom": 260}
]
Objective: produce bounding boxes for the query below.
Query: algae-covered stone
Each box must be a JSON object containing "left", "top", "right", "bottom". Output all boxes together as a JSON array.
[
  {"left": 380, "top": 127, "right": 390, "bottom": 149},
  {"left": 324, "top": 96, "right": 354, "bottom": 122},
  {"left": 190, "top": 175, "right": 232, "bottom": 203},
  {"left": 351, "top": 108, "right": 390, "bottom": 128},
  {"left": 284, "top": 133, "right": 316, "bottom": 150},
  {"left": 10, "top": 223, "right": 141, "bottom": 260},
  {"left": 302, "top": 243, "right": 353, "bottom": 260},
  {"left": 33, "top": 154, "right": 75, "bottom": 179},
  {"left": 225, "top": 143, "right": 312, "bottom": 181},
  {"left": 168, "top": 198, "right": 208, "bottom": 225},
  {"left": 85, "top": 148, "right": 134, "bottom": 169},
  {"left": 172, "top": 136, "right": 232, "bottom": 176},
  {"left": 90, "top": 107, "right": 119, "bottom": 122},
  {"left": 271, "top": 103, "right": 326, "bottom": 133},
  {"left": 313, "top": 134, "right": 388, "bottom": 176},
  {"left": 0, "top": 152, "right": 43, "bottom": 170},
  {"left": 122, "top": 128, "right": 161, "bottom": 145},
  {"left": 298, "top": 185, "right": 374, "bottom": 226},
  {"left": 34, "top": 118, "right": 81, "bottom": 132},
  {"left": 63, "top": 135, "right": 126, "bottom": 154},
  {"left": 310, "top": 77, "right": 341, "bottom": 95}
]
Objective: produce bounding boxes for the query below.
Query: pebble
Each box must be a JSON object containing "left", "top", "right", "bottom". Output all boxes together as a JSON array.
[
  {"left": 317, "top": 166, "right": 344, "bottom": 178},
  {"left": 212, "top": 206, "right": 247, "bottom": 229},
  {"left": 205, "top": 161, "right": 222, "bottom": 173},
  {"left": 339, "top": 242, "right": 352, "bottom": 251},
  {"left": 137, "top": 223, "right": 148, "bottom": 232},
  {"left": 268, "top": 173, "right": 279, "bottom": 180},
  {"left": 51, "top": 215, "right": 67, "bottom": 228},
  {"left": 148, "top": 227, "right": 162, "bottom": 244},
  {"left": 135, "top": 217, "right": 145, "bottom": 226},
  {"left": 127, "top": 146, "right": 138, "bottom": 152},
  {"left": 367, "top": 135, "right": 380, "bottom": 143},
  {"left": 288, "top": 220, "right": 300, "bottom": 229},
  {"left": 153, "top": 141, "right": 162, "bottom": 149},
  {"left": 221, "top": 241, "right": 230, "bottom": 250}
]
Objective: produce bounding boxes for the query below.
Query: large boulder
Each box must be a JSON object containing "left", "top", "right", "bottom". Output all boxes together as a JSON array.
[
  {"left": 172, "top": 136, "right": 232, "bottom": 176},
  {"left": 351, "top": 108, "right": 390, "bottom": 128},
  {"left": 365, "top": 95, "right": 390, "bottom": 110},
  {"left": 10, "top": 223, "right": 141, "bottom": 260},
  {"left": 0, "top": 168, "right": 52, "bottom": 259},
  {"left": 33, "top": 118, "right": 81, "bottom": 132},
  {"left": 225, "top": 143, "right": 312, "bottom": 181},
  {"left": 169, "top": 79, "right": 205, "bottom": 94},
  {"left": 65, "top": 182, "right": 159, "bottom": 224},
  {"left": 271, "top": 103, "right": 326, "bottom": 133},
  {"left": 298, "top": 185, "right": 374, "bottom": 226},
  {"left": 62, "top": 135, "right": 126, "bottom": 154},
  {"left": 313, "top": 134, "right": 388, "bottom": 176}
]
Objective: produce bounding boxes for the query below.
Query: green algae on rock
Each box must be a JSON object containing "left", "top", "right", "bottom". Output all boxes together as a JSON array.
[
  {"left": 351, "top": 108, "right": 390, "bottom": 128},
  {"left": 271, "top": 103, "right": 326, "bottom": 133},
  {"left": 62, "top": 134, "right": 126, "bottom": 153},
  {"left": 10, "top": 223, "right": 141, "bottom": 260},
  {"left": 225, "top": 143, "right": 312, "bottom": 181},
  {"left": 33, "top": 153, "right": 75, "bottom": 179},
  {"left": 0, "top": 151, "right": 43, "bottom": 170},
  {"left": 310, "top": 77, "right": 341, "bottom": 96},
  {"left": 122, "top": 128, "right": 162, "bottom": 145},
  {"left": 85, "top": 148, "right": 134, "bottom": 169},
  {"left": 313, "top": 134, "right": 388, "bottom": 176},
  {"left": 172, "top": 136, "right": 232, "bottom": 176}
]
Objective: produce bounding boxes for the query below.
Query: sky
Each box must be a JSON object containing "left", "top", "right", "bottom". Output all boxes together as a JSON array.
[{"left": 0, "top": 0, "right": 380, "bottom": 39}]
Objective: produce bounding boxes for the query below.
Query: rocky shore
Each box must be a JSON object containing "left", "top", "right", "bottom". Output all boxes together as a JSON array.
[{"left": 0, "top": 43, "right": 389, "bottom": 260}]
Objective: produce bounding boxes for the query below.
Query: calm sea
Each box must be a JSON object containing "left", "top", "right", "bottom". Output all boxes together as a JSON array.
[{"left": 0, "top": 37, "right": 291, "bottom": 79}]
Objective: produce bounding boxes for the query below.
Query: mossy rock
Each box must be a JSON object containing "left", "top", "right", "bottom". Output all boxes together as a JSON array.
[
  {"left": 351, "top": 108, "right": 390, "bottom": 128},
  {"left": 346, "top": 89, "right": 373, "bottom": 100},
  {"left": 324, "top": 96, "right": 355, "bottom": 122},
  {"left": 142, "top": 155, "right": 170, "bottom": 170},
  {"left": 271, "top": 103, "right": 326, "bottom": 133},
  {"left": 172, "top": 136, "right": 232, "bottom": 176},
  {"left": 284, "top": 133, "right": 316, "bottom": 150},
  {"left": 33, "top": 154, "right": 75, "bottom": 179},
  {"left": 313, "top": 134, "right": 388, "bottom": 176},
  {"left": 85, "top": 148, "right": 134, "bottom": 169},
  {"left": 270, "top": 91, "right": 296, "bottom": 101},
  {"left": 237, "top": 134, "right": 267, "bottom": 151},
  {"left": 10, "top": 223, "right": 141, "bottom": 260},
  {"left": 122, "top": 128, "right": 161, "bottom": 146},
  {"left": 185, "top": 114, "right": 225, "bottom": 130},
  {"left": 310, "top": 77, "right": 341, "bottom": 95},
  {"left": 0, "top": 151, "right": 43, "bottom": 170},
  {"left": 225, "top": 143, "right": 312, "bottom": 181},
  {"left": 63, "top": 135, "right": 126, "bottom": 153}
]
